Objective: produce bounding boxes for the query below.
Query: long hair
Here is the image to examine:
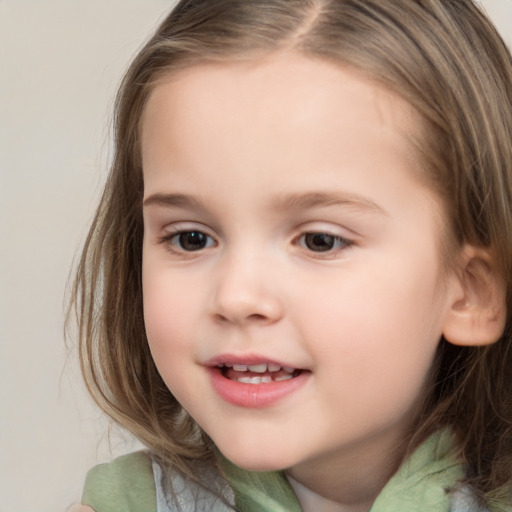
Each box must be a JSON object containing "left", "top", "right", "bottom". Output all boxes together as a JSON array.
[{"left": 69, "top": 1, "right": 512, "bottom": 507}]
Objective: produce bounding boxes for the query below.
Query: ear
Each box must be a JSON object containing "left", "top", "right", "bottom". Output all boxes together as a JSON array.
[{"left": 442, "top": 246, "right": 506, "bottom": 347}]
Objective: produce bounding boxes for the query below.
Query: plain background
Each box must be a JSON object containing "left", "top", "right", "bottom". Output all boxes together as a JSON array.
[{"left": 0, "top": 1, "right": 511, "bottom": 511}]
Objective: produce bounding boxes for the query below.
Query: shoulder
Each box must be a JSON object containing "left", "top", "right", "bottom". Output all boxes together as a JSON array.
[{"left": 81, "top": 451, "right": 157, "bottom": 512}]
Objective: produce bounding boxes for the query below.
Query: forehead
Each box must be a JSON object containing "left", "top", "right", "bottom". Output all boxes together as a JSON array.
[{"left": 141, "top": 52, "right": 422, "bottom": 173}]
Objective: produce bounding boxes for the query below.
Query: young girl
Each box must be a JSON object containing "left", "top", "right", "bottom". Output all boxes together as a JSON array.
[{"left": 70, "top": 1, "right": 512, "bottom": 511}]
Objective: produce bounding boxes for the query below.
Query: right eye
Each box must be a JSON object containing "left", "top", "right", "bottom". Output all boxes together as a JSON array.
[{"left": 164, "top": 230, "right": 216, "bottom": 252}]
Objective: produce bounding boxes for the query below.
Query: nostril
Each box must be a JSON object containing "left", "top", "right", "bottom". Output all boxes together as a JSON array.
[
  {"left": 214, "top": 311, "right": 275, "bottom": 325},
  {"left": 212, "top": 302, "right": 282, "bottom": 324},
  {"left": 248, "top": 313, "right": 270, "bottom": 321}
]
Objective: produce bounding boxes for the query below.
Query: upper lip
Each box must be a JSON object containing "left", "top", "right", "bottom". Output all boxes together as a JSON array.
[{"left": 205, "top": 353, "right": 303, "bottom": 370}]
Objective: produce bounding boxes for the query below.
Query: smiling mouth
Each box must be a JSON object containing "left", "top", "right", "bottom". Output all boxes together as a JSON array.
[{"left": 217, "top": 363, "right": 303, "bottom": 384}]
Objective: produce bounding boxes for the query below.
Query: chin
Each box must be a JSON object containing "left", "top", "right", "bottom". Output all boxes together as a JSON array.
[{"left": 218, "top": 444, "right": 294, "bottom": 472}]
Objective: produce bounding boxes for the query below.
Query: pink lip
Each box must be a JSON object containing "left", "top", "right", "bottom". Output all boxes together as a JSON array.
[
  {"left": 205, "top": 353, "right": 296, "bottom": 368},
  {"left": 206, "top": 354, "right": 309, "bottom": 408}
]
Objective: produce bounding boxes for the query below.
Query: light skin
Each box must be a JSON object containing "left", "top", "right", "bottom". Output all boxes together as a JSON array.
[{"left": 74, "top": 53, "right": 505, "bottom": 512}]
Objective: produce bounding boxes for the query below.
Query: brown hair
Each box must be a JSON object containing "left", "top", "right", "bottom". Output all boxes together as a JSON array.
[{"left": 70, "top": 0, "right": 512, "bottom": 507}]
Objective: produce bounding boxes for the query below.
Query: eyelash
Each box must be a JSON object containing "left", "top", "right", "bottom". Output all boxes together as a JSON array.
[{"left": 159, "top": 229, "right": 353, "bottom": 256}]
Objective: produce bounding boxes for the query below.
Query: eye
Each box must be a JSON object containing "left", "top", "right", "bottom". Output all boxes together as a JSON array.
[
  {"left": 166, "top": 230, "right": 216, "bottom": 252},
  {"left": 299, "top": 232, "right": 351, "bottom": 252}
]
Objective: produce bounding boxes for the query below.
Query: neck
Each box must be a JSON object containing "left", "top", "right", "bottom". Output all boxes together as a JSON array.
[
  {"left": 286, "top": 474, "right": 374, "bottom": 512},
  {"left": 284, "top": 428, "right": 406, "bottom": 512}
]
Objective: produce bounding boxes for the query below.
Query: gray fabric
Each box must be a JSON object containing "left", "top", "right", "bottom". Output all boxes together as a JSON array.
[
  {"left": 153, "top": 459, "right": 235, "bottom": 512},
  {"left": 450, "top": 486, "right": 489, "bottom": 512}
]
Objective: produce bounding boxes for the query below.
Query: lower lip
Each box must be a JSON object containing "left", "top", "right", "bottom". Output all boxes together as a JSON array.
[{"left": 209, "top": 368, "right": 309, "bottom": 408}]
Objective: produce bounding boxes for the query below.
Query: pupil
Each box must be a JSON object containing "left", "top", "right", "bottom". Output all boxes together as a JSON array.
[
  {"left": 180, "top": 231, "right": 207, "bottom": 250},
  {"left": 305, "top": 233, "right": 334, "bottom": 252}
]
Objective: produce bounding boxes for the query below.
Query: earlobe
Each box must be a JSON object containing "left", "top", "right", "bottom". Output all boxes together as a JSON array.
[{"left": 442, "top": 246, "right": 506, "bottom": 347}]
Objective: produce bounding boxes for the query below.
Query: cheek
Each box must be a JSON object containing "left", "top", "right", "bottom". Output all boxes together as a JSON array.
[
  {"left": 298, "top": 256, "right": 445, "bottom": 409},
  {"left": 142, "top": 265, "right": 195, "bottom": 363},
  {"left": 303, "top": 260, "right": 444, "bottom": 345},
  {"left": 142, "top": 277, "right": 196, "bottom": 400}
]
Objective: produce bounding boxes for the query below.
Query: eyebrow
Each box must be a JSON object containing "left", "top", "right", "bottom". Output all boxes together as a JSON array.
[
  {"left": 143, "top": 191, "right": 386, "bottom": 215},
  {"left": 272, "top": 191, "right": 386, "bottom": 215},
  {"left": 143, "top": 193, "right": 207, "bottom": 211}
]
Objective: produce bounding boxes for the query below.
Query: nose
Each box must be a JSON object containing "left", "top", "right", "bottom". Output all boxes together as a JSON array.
[{"left": 210, "top": 253, "right": 284, "bottom": 326}]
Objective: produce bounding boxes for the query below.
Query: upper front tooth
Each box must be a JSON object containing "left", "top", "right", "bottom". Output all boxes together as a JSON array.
[
  {"left": 248, "top": 364, "right": 267, "bottom": 373},
  {"left": 268, "top": 363, "right": 281, "bottom": 372},
  {"left": 233, "top": 364, "right": 248, "bottom": 371},
  {"left": 283, "top": 367, "right": 295, "bottom": 373}
]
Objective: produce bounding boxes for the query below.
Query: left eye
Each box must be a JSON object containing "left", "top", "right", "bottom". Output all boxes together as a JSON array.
[
  {"left": 168, "top": 230, "right": 215, "bottom": 251},
  {"left": 299, "top": 232, "right": 350, "bottom": 252}
]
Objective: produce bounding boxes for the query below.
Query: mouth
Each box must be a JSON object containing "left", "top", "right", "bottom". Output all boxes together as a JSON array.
[
  {"left": 207, "top": 357, "right": 309, "bottom": 407},
  {"left": 216, "top": 362, "right": 303, "bottom": 384}
]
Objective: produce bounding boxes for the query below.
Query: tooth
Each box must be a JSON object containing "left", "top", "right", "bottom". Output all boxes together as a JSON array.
[
  {"left": 274, "top": 374, "right": 293, "bottom": 381},
  {"left": 261, "top": 376, "right": 272, "bottom": 383},
  {"left": 268, "top": 364, "right": 281, "bottom": 372},
  {"left": 236, "top": 376, "right": 266, "bottom": 384},
  {"left": 283, "top": 367, "right": 295, "bottom": 374},
  {"left": 233, "top": 364, "right": 248, "bottom": 371},
  {"left": 217, "top": 363, "right": 225, "bottom": 368},
  {"left": 224, "top": 363, "right": 233, "bottom": 368},
  {"left": 248, "top": 364, "right": 267, "bottom": 373}
]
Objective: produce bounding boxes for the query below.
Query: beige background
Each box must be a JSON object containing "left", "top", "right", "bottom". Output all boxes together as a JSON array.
[{"left": 0, "top": 1, "right": 511, "bottom": 511}]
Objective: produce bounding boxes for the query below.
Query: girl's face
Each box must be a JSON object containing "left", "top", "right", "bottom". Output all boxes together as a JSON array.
[{"left": 141, "top": 54, "right": 460, "bottom": 483}]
